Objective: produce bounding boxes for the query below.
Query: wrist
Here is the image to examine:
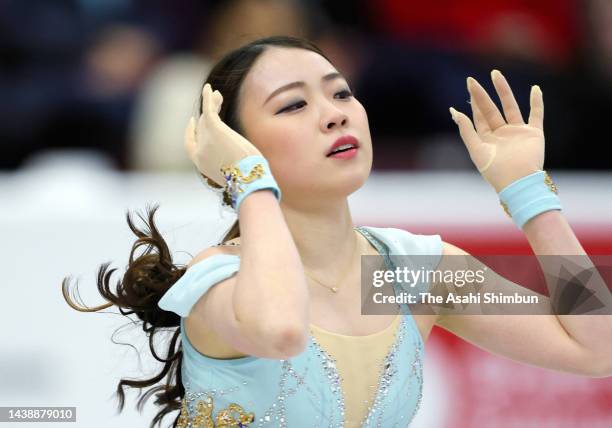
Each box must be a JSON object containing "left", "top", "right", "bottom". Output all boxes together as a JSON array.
[
  {"left": 490, "top": 168, "right": 542, "bottom": 193},
  {"left": 237, "top": 188, "right": 280, "bottom": 216},
  {"left": 220, "top": 155, "right": 282, "bottom": 213},
  {"left": 498, "top": 170, "right": 562, "bottom": 230}
]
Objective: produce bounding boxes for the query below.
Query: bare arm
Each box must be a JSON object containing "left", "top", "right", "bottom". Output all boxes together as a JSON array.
[
  {"left": 443, "top": 70, "right": 612, "bottom": 377},
  {"left": 187, "top": 190, "right": 310, "bottom": 359},
  {"left": 436, "top": 212, "right": 612, "bottom": 377}
]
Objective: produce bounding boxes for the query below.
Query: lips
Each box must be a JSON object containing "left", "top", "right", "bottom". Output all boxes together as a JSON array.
[{"left": 326, "top": 135, "right": 360, "bottom": 157}]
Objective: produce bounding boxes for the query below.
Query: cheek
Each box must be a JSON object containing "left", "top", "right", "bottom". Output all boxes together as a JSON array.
[
  {"left": 273, "top": 140, "right": 315, "bottom": 186},
  {"left": 353, "top": 101, "right": 371, "bottom": 131},
  {"left": 251, "top": 121, "right": 307, "bottom": 162},
  {"left": 351, "top": 102, "right": 373, "bottom": 153},
  {"left": 246, "top": 119, "right": 315, "bottom": 185}
]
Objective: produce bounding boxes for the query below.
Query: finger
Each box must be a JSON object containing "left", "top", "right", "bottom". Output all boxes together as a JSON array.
[
  {"left": 184, "top": 117, "right": 197, "bottom": 159},
  {"left": 213, "top": 90, "right": 223, "bottom": 115},
  {"left": 470, "top": 92, "right": 491, "bottom": 134},
  {"left": 200, "top": 83, "right": 211, "bottom": 117},
  {"left": 201, "top": 83, "right": 218, "bottom": 126},
  {"left": 467, "top": 77, "right": 506, "bottom": 130},
  {"left": 528, "top": 85, "right": 544, "bottom": 130},
  {"left": 199, "top": 84, "right": 222, "bottom": 139},
  {"left": 450, "top": 107, "right": 481, "bottom": 152},
  {"left": 491, "top": 69, "right": 524, "bottom": 125}
]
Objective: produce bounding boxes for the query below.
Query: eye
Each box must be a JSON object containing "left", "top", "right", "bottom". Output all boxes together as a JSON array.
[
  {"left": 335, "top": 89, "right": 353, "bottom": 99},
  {"left": 276, "top": 100, "right": 307, "bottom": 114}
]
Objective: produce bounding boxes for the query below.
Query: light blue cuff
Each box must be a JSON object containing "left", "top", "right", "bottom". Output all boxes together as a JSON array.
[
  {"left": 498, "top": 170, "right": 562, "bottom": 229},
  {"left": 224, "top": 155, "right": 282, "bottom": 213}
]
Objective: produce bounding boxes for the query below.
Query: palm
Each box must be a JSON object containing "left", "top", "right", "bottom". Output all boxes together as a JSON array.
[
  {"left": 450, "top": 70, "right": 545, "bottom": 193},
  {"left": 184, "top": 84, "right": 262, "bottom": 186}
]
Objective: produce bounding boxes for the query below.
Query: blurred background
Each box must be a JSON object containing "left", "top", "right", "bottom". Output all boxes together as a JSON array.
[{"left": 1, "top": 0, "right": 611, "bottom": 427}]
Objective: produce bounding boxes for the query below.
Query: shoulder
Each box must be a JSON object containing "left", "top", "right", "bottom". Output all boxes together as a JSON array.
[
  {"left": 360, "top": 225, "right": 444, "bottom": 255},
  {"left": 181, "top": 241, "right": 248, "bottom": 360},
  {"left": 438, "top": 240, "right": 483, "bottom": 274},
  {"left": 187, "top": 239, "right": 241, "bottom": 269},
  {"left": 440, "top": 240, "right": 470, "bottom": 256},
  {"left": 431, "top": 241, "right": 475, "bottom": 293}
]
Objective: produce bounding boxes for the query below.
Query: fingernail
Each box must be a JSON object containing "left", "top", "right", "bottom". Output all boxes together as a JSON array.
[
  {"left": 533, "top": 85, "right": 542, "bottom": 93},
  {"left": 466, "top": 76, "right": 476, "bottom": 89},
  {"left": 491, "top": 69, "right": 502, "bottom": 79},
  {"left": 449, "top": 107, "right": 458, "bottom": 123}
]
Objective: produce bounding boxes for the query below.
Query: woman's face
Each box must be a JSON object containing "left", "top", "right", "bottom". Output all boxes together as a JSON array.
[{"left": 237, "top": 47, "right": 373, "bottom": 205}]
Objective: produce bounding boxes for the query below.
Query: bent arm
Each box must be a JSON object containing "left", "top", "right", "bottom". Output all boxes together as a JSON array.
[
  {"left": 188, "top": 190, "right": 310, "bottom": 359},
  {"left": 522, "top": 210, "right": 612, "bottom": 367},
  {"left": 436, "top": 211, "right": 612, "bottom": 377}
]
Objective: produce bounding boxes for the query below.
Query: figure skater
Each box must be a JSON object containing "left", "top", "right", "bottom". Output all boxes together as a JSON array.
[{"left": 63, "top": 35, "right": 612, "bottom": 428}]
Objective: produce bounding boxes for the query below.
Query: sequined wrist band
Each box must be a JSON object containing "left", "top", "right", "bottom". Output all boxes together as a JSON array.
[
  {"left": 498, "top": 170, "right": 562, "bottom": 229},
  {"left": 220, "top": 155, "right": 281, "bottom": 213}
]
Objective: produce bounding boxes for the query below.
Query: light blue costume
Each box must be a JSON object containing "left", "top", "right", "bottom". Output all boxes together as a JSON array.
[{"left": 159, "top": 226, "right": 443, "bottom": 427}]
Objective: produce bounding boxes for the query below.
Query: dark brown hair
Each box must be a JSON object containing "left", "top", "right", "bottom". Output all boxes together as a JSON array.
[{"left": 62, "top": 36, "right": 329, "bottom": 428}]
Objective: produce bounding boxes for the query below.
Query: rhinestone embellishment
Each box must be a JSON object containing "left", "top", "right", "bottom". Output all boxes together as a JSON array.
[
  {"left": 544, "top": 171, "right": 558, "bottom": 194},
  {"left": 499, "top": 170, "right": 558, "bottom": 218},
  {"left": 220, "top": 163, "right": 266, "bottom": 207},
  {"left": 500, "top": 200, "right": 511, "bottom": 217},
  {"left": 362, "top": 322, "right": 402, "bottom": 426},
  {"left": 181, "top": 226, "right": 428, "bottom": 427},
  {"left": 176, "top": 392, "right": 255, "bottom": 428},
  {"left": 309, "top": 335, "right": 346, "bottom": 426}
]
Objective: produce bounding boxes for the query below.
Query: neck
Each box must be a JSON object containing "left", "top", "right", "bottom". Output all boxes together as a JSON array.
[{"left": 279, "top": 197, "right": 358, "bottom": 274}]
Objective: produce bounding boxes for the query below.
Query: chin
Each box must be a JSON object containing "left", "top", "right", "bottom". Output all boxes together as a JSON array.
[
  {"left": 334, "top": 168, "right": 370, "bottom": 196},
  {"left": 283, "top": 154, "right": 372, "bottom": 197},
  {"left": 295, "top": 171, "right": 366, "bottom": 199}
]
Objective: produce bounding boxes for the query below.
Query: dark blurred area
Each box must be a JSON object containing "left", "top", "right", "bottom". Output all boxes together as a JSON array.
[{"left": 1, "top": 0, "right": 610, "bottom": 171}]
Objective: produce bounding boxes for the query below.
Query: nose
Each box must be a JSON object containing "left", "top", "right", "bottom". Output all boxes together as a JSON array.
[{"left": 320, "top": 104, "right": 348, "bottom": 132}]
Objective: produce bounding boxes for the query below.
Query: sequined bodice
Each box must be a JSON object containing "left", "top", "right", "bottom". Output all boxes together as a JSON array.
[
  {"left": 159, "top": 226, "right": 443, "bottom": 428},
  {"left": 310, "top": 313, "right": 404, "bottom": 427}
]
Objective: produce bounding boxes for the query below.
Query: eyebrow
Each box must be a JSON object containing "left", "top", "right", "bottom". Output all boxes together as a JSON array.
[{"left": 263, "top": 72, "right": 345, "bottom": 105}]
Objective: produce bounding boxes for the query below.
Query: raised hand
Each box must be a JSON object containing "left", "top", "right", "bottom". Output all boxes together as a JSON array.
[
  {"left": 450, "top": 70, "right": 545, "bottom": 193},
  {"left": 184, "top": 83, "right": 263, "bottom": 186}
]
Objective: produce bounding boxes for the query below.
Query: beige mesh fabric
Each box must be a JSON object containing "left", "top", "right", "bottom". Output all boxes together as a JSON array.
[{"left": 310, "top": 314, "right": 402, "bottom": 427}]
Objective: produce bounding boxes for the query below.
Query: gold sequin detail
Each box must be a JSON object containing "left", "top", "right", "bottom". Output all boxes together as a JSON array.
[
  {"left": 176, "top": 394, "right": 255, "bottom": 428},
  {"left": 499, "top": 171, "right": 558, "bottom": 217},
  {"left": 544, "top": 171, "right": 558, "bottom": 194},
  {"left": 500, "top": 200, "right": 511, "bottom": 217},
  {"left": 220, "top": 163, "right": 266, "bottom": 195}
]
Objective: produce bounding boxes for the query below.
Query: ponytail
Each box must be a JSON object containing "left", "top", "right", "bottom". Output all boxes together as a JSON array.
[{"left": 63, "top": 204, "right": 189, "bottom": 427}]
